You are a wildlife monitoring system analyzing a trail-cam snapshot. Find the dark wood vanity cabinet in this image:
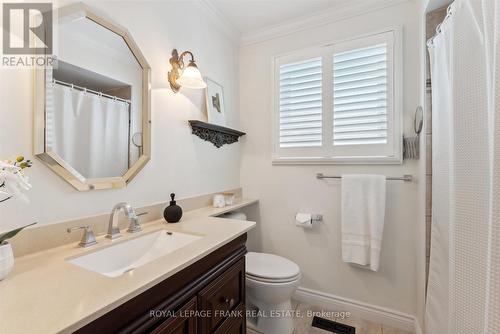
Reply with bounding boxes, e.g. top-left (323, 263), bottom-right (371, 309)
top-left (150, 298), bottom-right (198, 334)
top-left (75, 235), bottom-right (247, 334)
